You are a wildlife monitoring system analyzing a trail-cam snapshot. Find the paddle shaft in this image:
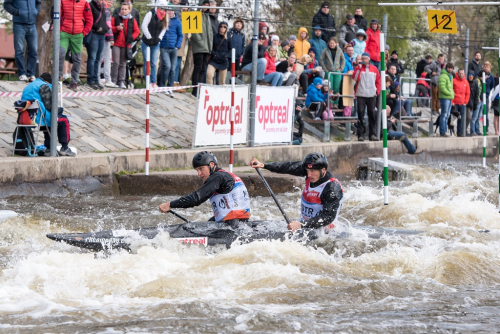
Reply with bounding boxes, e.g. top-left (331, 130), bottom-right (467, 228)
top-left (254, 165), bottom-right (291, 225)
top-left (169, 210), bottom-right (192, 224)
